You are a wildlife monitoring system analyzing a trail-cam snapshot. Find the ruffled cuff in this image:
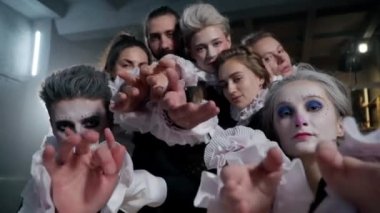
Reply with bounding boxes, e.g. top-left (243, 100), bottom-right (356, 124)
top-left (119, 170), bottom-right (167, 212)
top-left (105, 143), bottom-right (167, 213)
top-left (273, 159), bottom-right (314, 213)
top-left (113, 109), bottom-right (153, 134)
top-left (19, 149), bottom-right (55, 213)
top-left (148, 104), bottom-right (219, 146)
top-left (204, 126), bottom-right (275, 169)
top-left (114, 100), bottom-right (219, 146)
top-left (103, 151), bottom-right (134, 213)
top-left (196, 126), bottom-right (315, 213)
top-left (162, 54), bottom-right (200, 87)
top-left (109, 76), bottom-right (154, 134)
